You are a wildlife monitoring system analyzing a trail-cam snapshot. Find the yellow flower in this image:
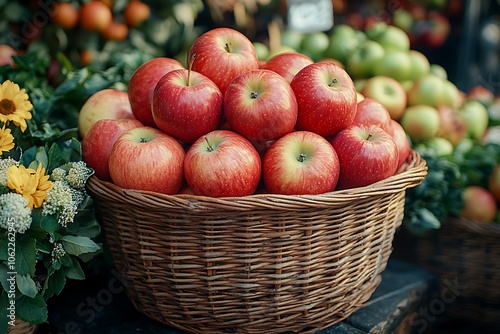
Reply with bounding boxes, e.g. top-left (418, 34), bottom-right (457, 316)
top-left (0, 80), bottom-right (33, 132)
top-left (6, 163), bottom-right (53, 209)
top-left (0, 125), bottom-right (15, 153)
